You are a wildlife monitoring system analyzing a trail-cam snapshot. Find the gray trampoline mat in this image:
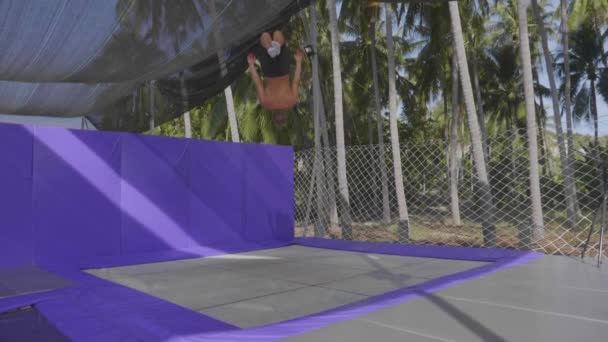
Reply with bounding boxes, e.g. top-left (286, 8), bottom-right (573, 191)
top-left (85, 245), bottom-right (488, 328)
top-left (287, 255), bottom-right (608, 342)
